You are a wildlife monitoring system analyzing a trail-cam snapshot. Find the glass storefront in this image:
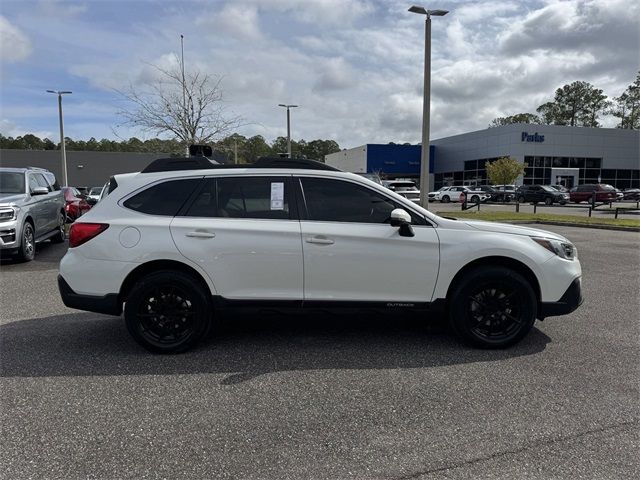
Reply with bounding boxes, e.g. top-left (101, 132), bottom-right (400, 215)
top-left (434, 156), bottom-right (640, 190)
